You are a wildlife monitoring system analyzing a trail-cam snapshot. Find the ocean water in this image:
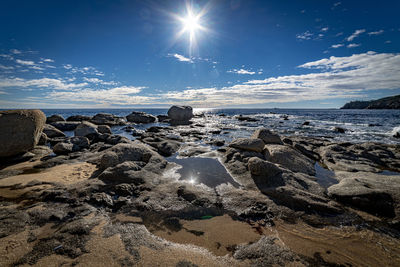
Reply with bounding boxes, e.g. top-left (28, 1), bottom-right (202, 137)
top-left (40, 108), bottom-right (400, 144)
